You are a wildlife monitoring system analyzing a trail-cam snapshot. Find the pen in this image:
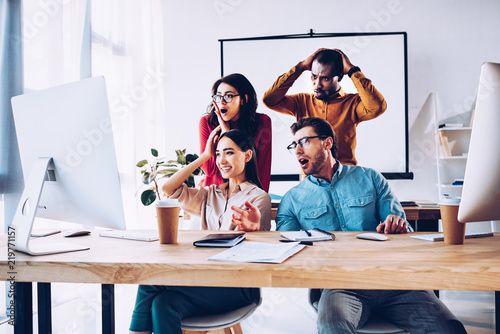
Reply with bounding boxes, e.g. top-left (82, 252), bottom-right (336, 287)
top-left (279, 240), bottom-right (313, 246)
top-left (302, 229), bottom-right (312, 237)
